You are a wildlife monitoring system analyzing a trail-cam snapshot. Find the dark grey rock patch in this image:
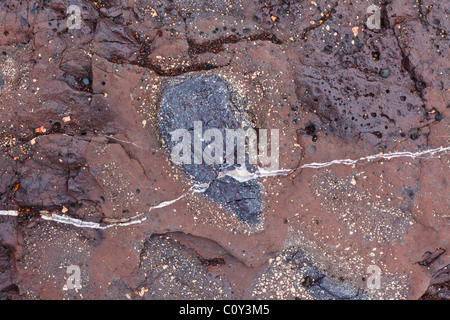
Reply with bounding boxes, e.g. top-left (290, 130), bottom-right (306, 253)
top-left (0, 73), bottom-right (5, 90)
top-left (158, 74), bottom-right (263, 225)
top-left (288, 249), bottom-right (367, 300)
